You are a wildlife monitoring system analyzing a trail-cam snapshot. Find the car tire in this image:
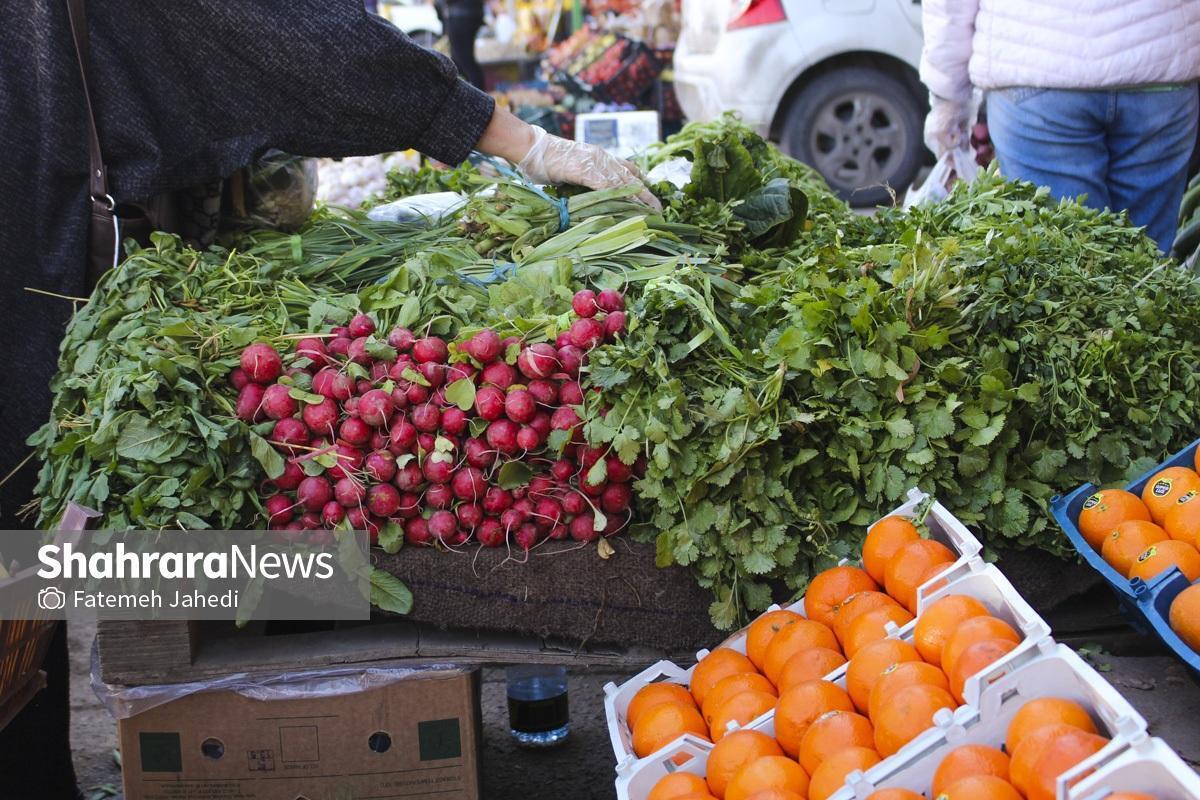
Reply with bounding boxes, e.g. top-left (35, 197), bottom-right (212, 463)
top-left (779, 65), bottom-right (926, 207)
